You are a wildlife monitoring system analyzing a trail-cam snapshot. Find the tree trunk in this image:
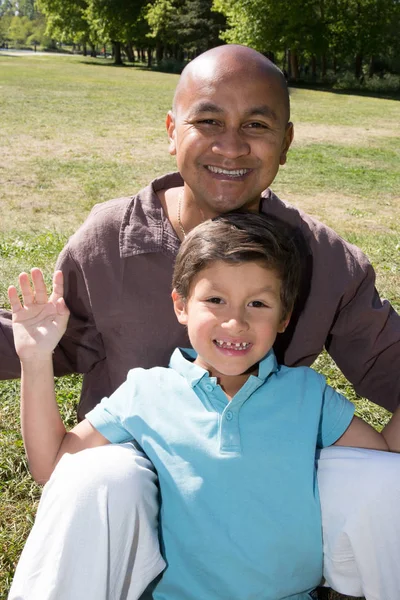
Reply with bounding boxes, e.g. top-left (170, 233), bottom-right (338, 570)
top-left (90, 44), bottom-right (96, 58)
top-left (141, 48), bottom-right (145, 62)
top-left (311, 55), bottom-right (317, 78)
top-left (321, 54), bottom-right (327, 77)
top-left (265, 51), bottom-right (275, 63)
top-left (354, 53), bottom-right (363, 79)
top-left (289, 49), bottom-right (299, 81)
top-left (82, 43), bottom-right (87, 57)
top-left (156, 41), bottom-right (163, 64)
top-left (125, 43), bottom-right (134, 63)
top-left (147, 47), bottom-right (152, 68)
top-left (113, 41), bottom-right (123, 65)
top-left (368, 56), bottom-right (376, 77)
